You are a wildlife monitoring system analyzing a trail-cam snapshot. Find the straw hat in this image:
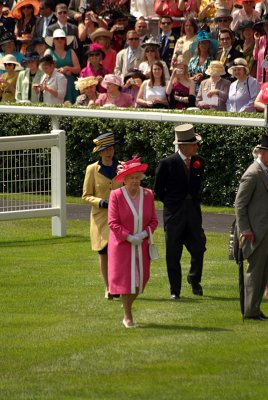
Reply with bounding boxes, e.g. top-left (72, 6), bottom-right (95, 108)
top-left (45, 29), bottom-right (74, 47)
top-left (228, 58), bottom-right (249, 75)
top-left (11, 0), bottom-right (39, 20)
top-left (214, 8), bottom-right (233, 22)
top-left (173, 124), bottom-right (202, 145)
top-left (74, 76), bottom-right (99, 92)
top-left (101, 74), bottom-right (123, 89)
top-left (90, 28), bottom-right (113, 42)
top-left (115, 155), bottom-right (148, 182)
top-left (92, 132), bottom-right (119, 153)
top-left (0, 54), bottom-right (23, 71)
top-left (206, 61), bottom-right (226, 76)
